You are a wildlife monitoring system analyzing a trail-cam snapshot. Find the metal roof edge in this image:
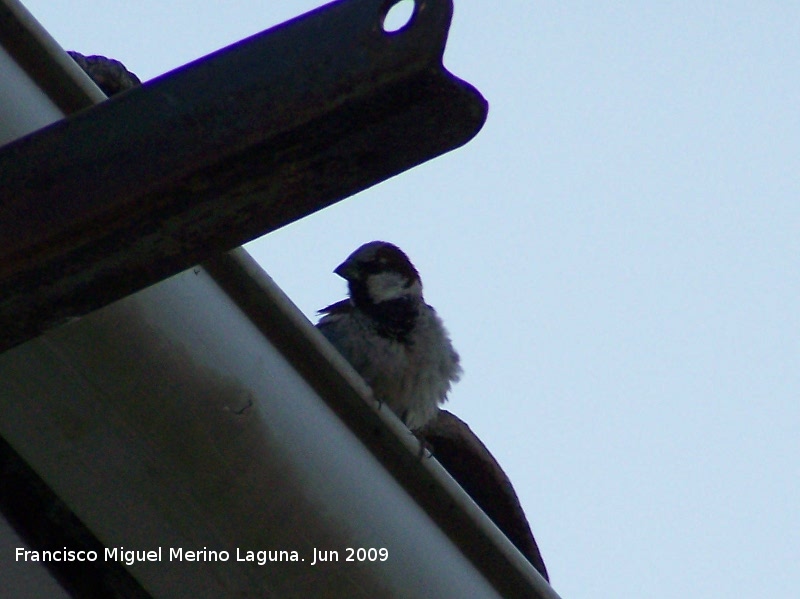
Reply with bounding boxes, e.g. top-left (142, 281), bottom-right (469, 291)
top-left (0, 0), bottom-right (107, 112)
